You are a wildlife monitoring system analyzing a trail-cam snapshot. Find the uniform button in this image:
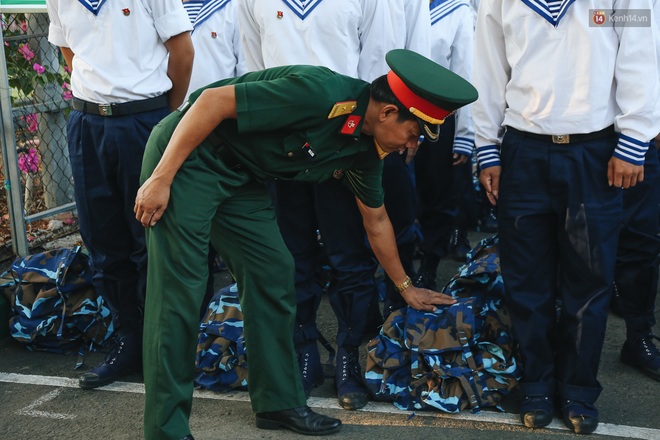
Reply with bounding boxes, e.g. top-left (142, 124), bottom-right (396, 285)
top-left (287, 152), bottom-right (293, 157)
top-left (305, 169), bottom-right (309, 173)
